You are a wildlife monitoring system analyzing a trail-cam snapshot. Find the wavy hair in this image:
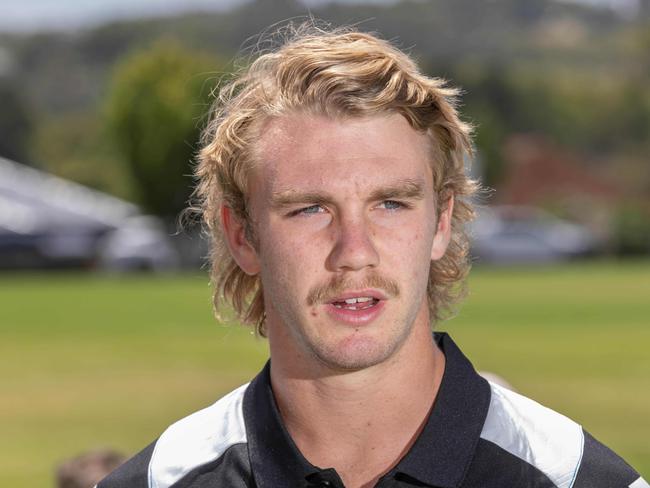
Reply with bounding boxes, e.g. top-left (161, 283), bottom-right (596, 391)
top-left (195, 23), bottom-right (478, 336)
